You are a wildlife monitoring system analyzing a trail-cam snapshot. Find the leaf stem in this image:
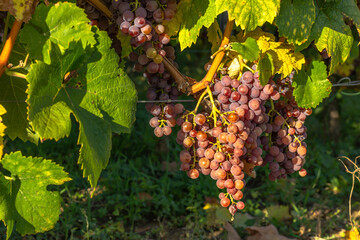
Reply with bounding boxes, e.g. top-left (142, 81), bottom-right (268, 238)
top-left (0, 20), bottom-right (22, 77)
top-left (191, 20), bottom-right (234, 94)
